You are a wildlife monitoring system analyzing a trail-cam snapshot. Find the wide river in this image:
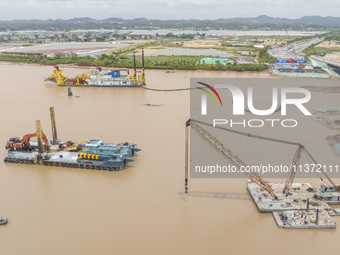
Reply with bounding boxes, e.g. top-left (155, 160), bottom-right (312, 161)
top-left (0, 63), bottom-right (339, 255)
